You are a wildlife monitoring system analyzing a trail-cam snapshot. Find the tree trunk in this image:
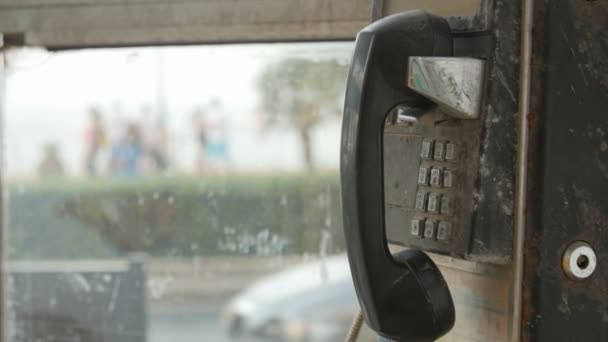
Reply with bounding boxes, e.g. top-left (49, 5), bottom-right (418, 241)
top-left (299, 128), bottom-right (314, 171)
